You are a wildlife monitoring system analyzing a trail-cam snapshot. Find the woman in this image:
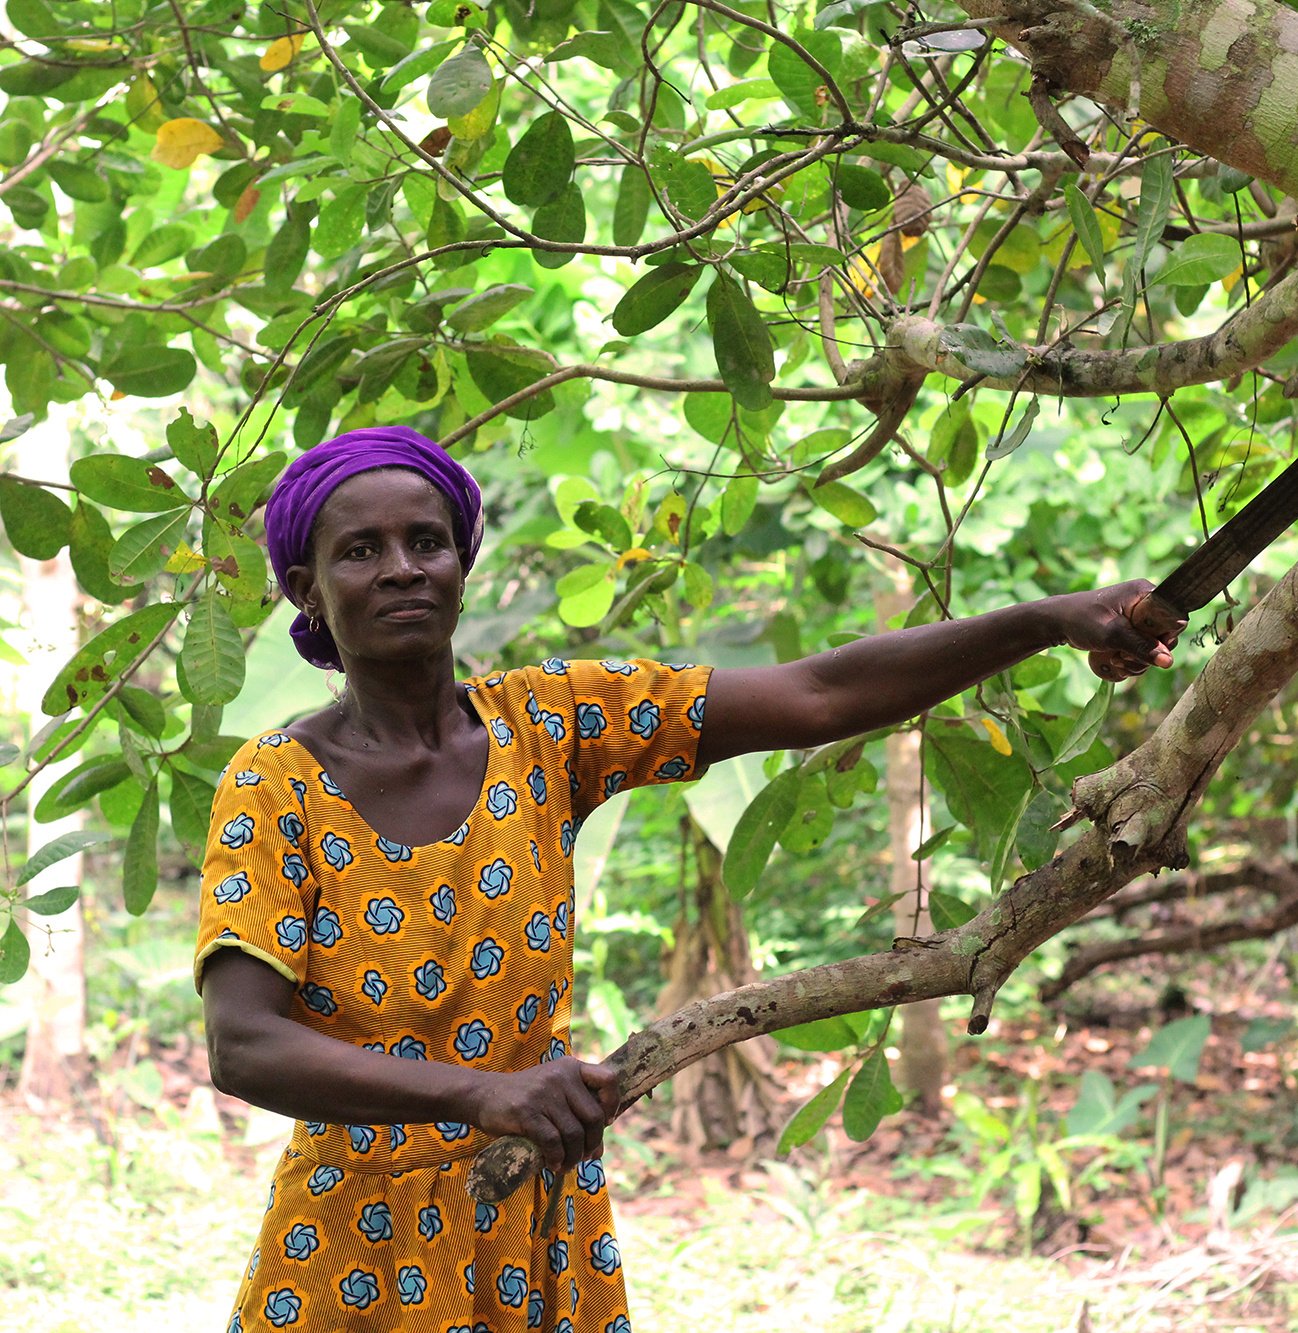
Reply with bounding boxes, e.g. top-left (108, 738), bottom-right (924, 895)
top-left (197, 426), bottom-right (1177, 1332)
